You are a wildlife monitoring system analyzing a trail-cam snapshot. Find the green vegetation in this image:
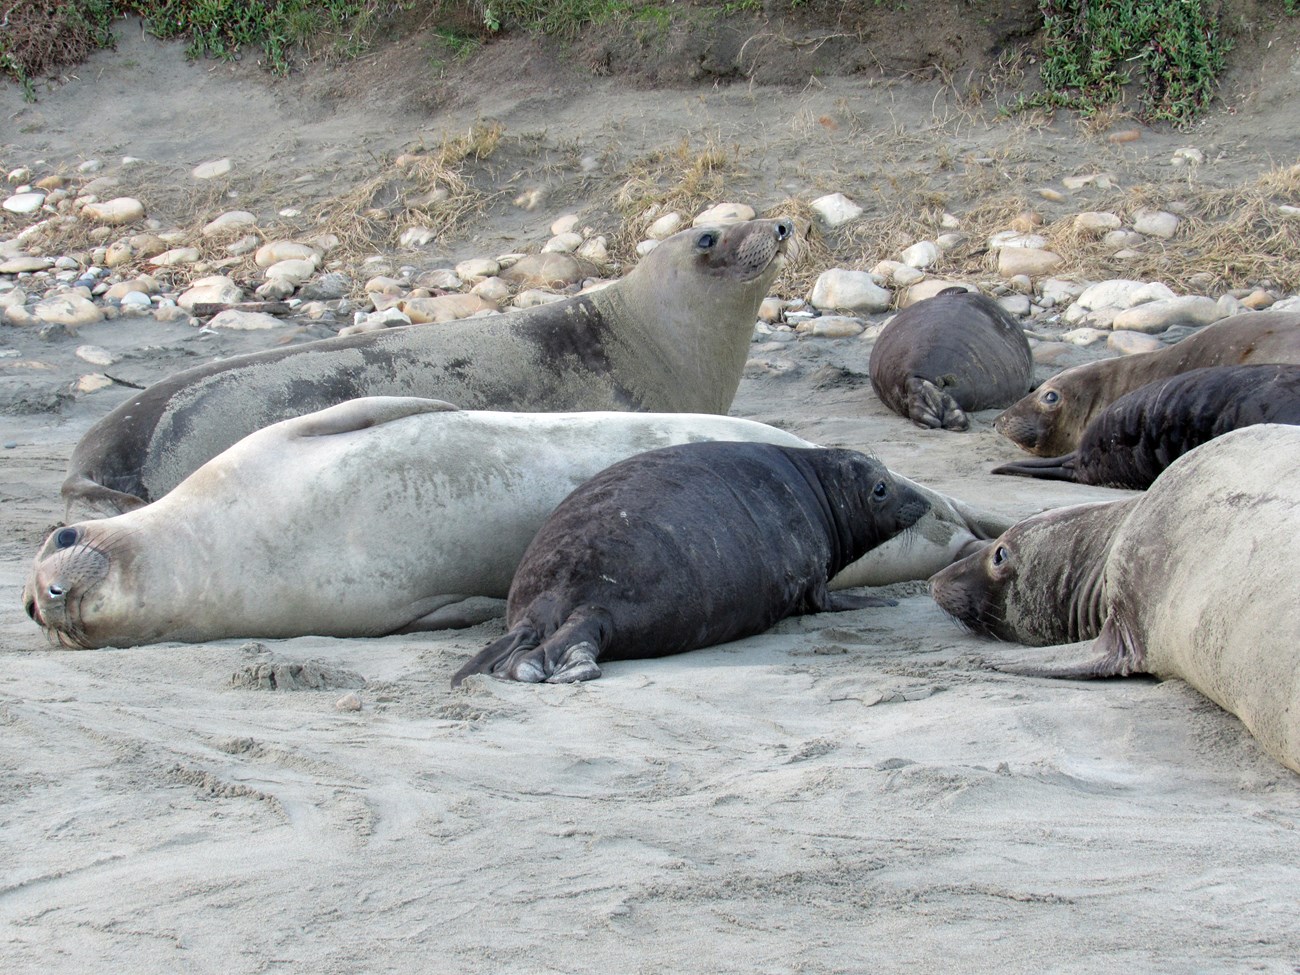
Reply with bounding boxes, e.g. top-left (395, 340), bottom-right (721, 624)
top-left (1026, 0), bottom-right (1231, 124)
